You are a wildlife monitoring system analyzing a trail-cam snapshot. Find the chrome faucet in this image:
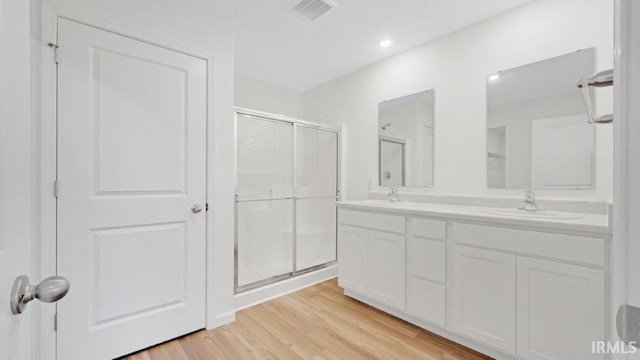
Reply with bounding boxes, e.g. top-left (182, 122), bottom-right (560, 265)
top-left (519, 190), bottom-right (544, 211)
top-left (388, 187), bottom-right (400, 202)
